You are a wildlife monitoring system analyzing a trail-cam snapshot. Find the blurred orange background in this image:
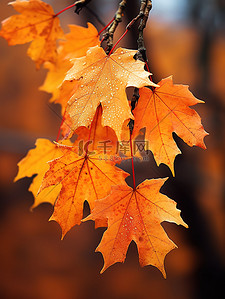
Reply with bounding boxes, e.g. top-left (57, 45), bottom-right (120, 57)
top-left (0, 0), bottom-right (224, 298)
